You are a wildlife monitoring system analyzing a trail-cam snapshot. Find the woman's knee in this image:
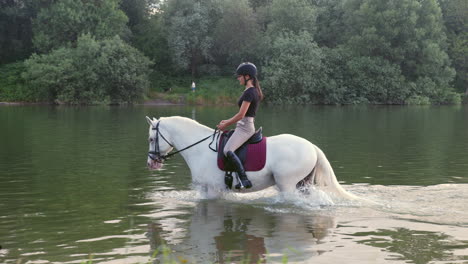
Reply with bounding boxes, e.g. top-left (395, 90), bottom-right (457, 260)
top-left (223, 147), bottom-right (232, 157)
